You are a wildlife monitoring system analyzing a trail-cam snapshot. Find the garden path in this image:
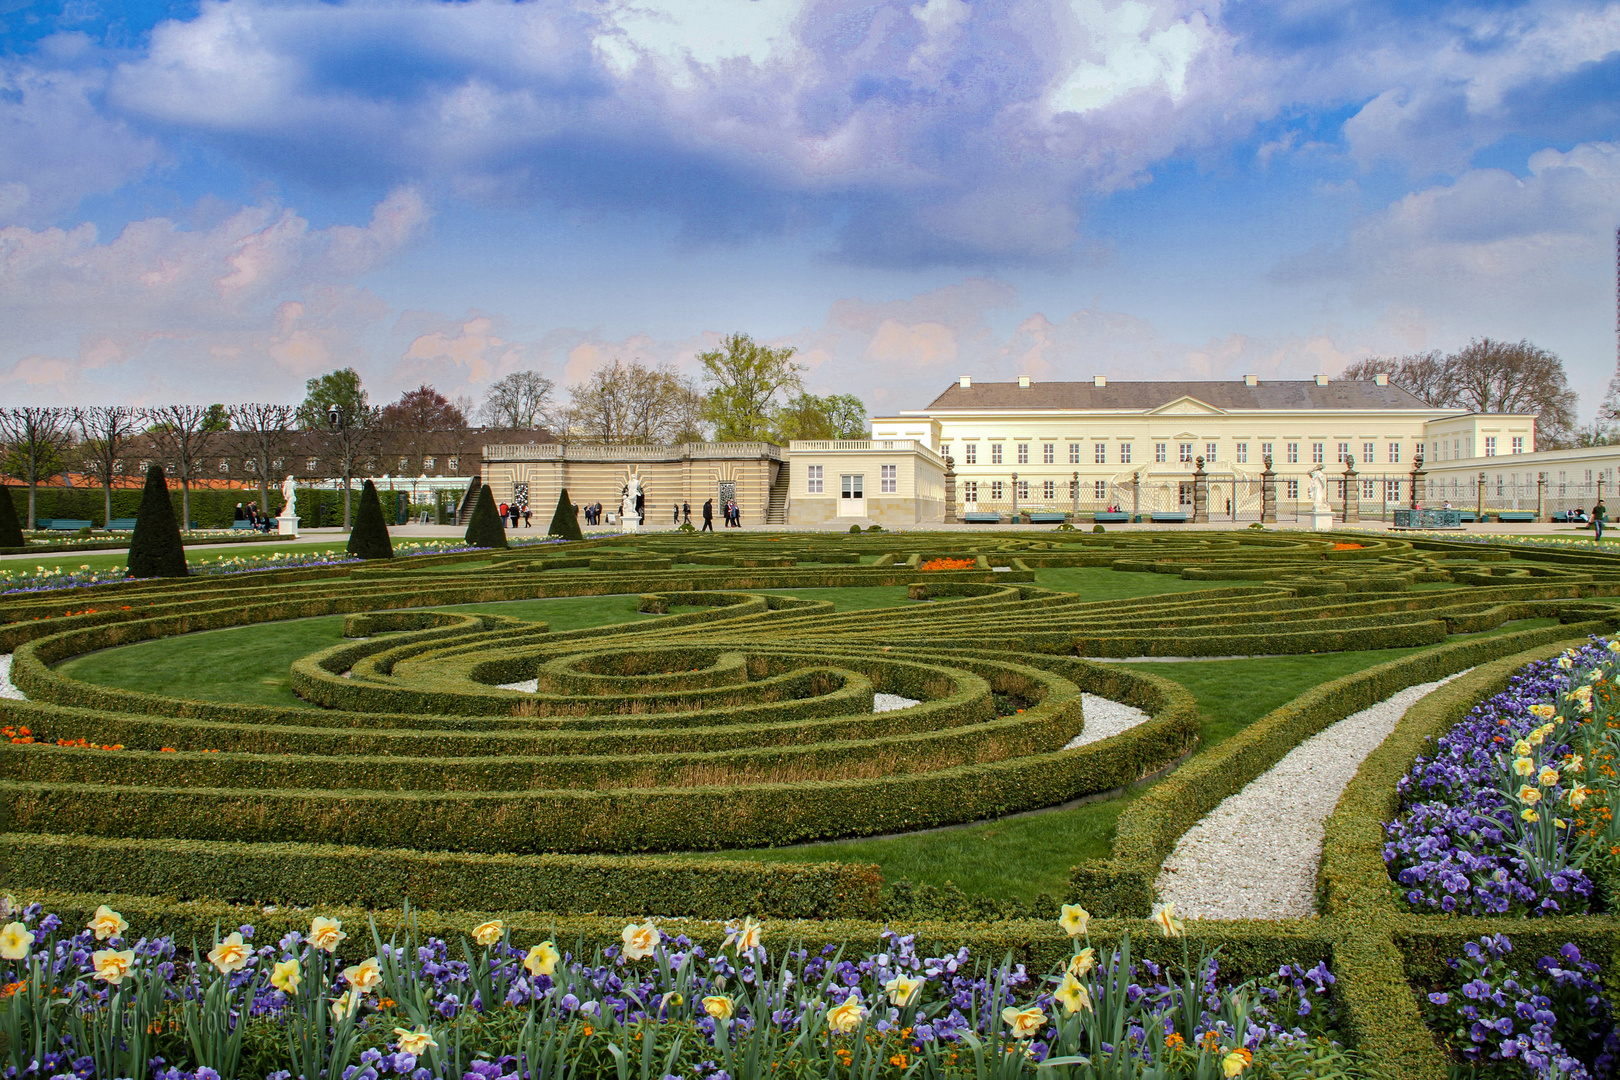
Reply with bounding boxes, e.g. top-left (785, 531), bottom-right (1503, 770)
top-left (0, 654), bottom-right (23, 700)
